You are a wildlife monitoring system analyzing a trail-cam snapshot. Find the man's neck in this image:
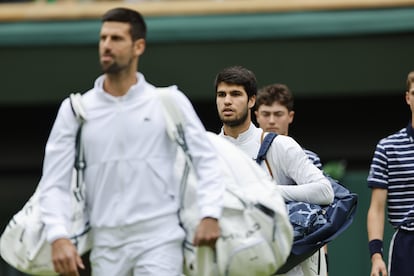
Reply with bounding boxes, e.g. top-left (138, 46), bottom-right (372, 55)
top-left (223, 121), bottom-right (251, 139)
top-left (103, 71), bottom-right (138, 97)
